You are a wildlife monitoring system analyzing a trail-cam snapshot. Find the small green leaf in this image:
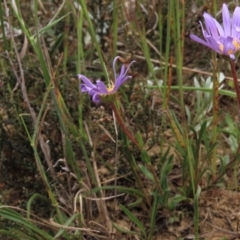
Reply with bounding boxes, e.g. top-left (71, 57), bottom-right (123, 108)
top-left (120, 205), bottom-right (146, 237)
top-left (138, 164), bottom-right (154, 182)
